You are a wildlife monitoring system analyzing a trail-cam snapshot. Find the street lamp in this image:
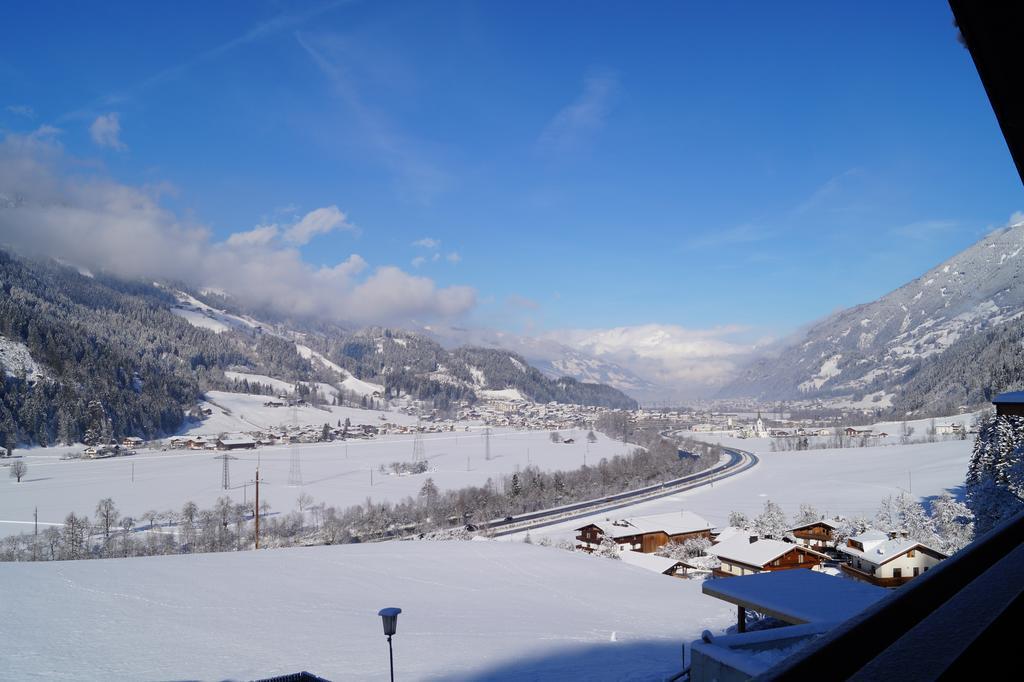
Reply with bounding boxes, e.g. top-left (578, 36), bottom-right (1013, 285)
top-left (378, 607), bottom-right (402, 682)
